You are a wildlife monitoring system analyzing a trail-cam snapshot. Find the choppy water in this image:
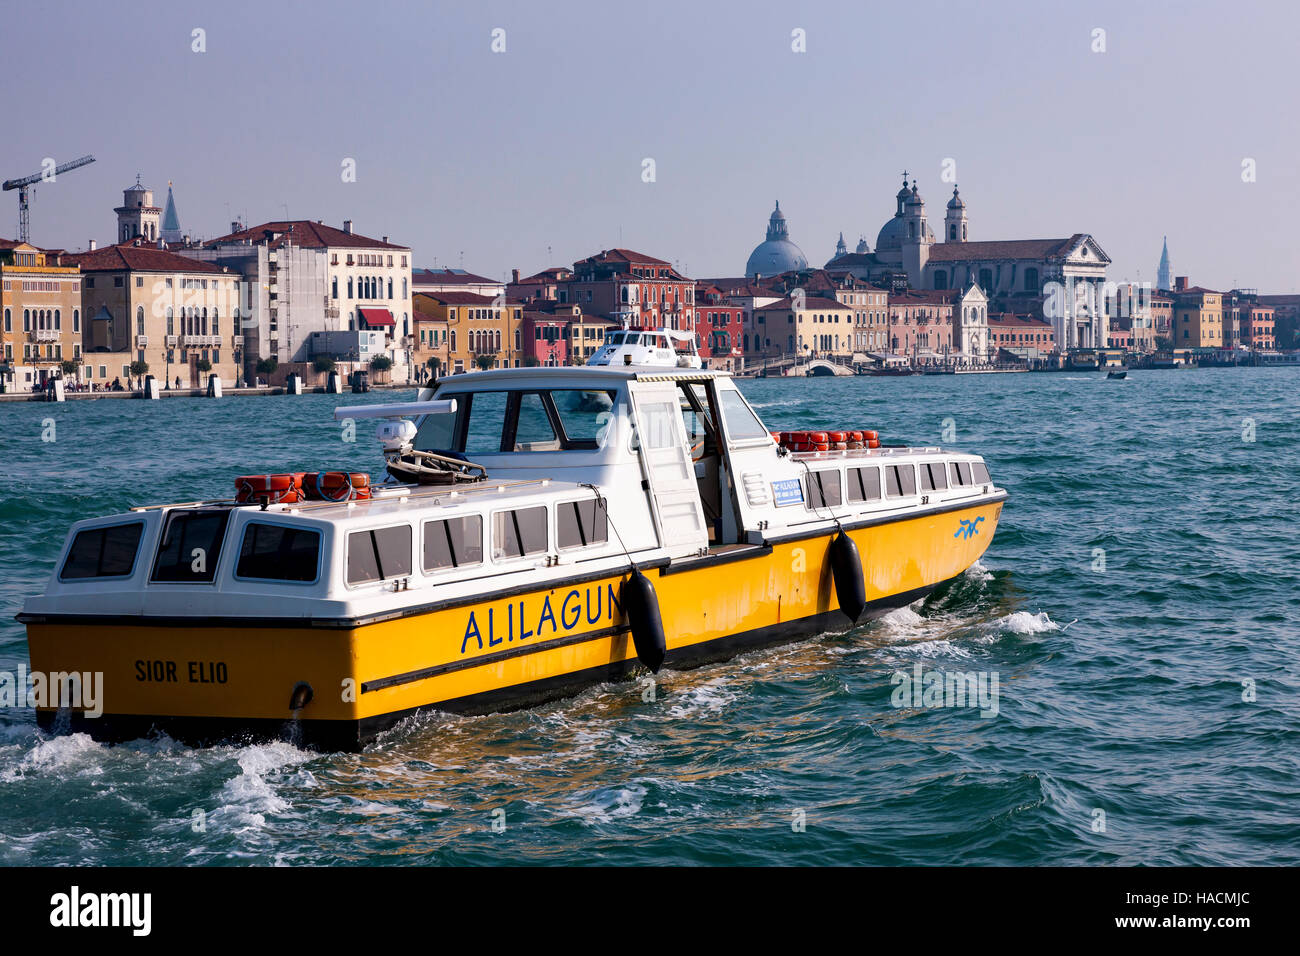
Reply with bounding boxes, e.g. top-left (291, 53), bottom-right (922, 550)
top-left (2, 367), bottom-right (1298, 865)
